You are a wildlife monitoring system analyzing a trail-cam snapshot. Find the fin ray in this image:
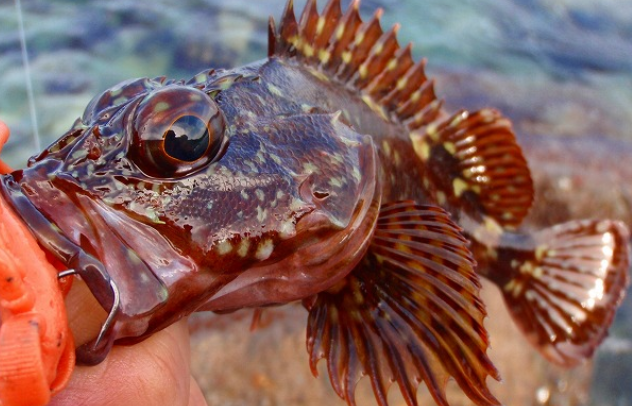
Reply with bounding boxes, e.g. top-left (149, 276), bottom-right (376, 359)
top-left (352, 24), bottom-right (400, 89)
top-left (298, 0), bottom-right (319, 44)
top-left (272, 0), bottom-right (440, 130)
top-left (304, 201), bottom-right (500, 406)
top-left (366, 44), bottom-right (414, 99)
top-left (337, 9), bottom-right (384, 81)
top-left (313, 0), bottom-right (342, 51)
top-left (325, 1), bottom-right (363, 70)
top-left (411, 108), bottom-right (534, 228)
top-left (487, 219), bottom-right (630, 367)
